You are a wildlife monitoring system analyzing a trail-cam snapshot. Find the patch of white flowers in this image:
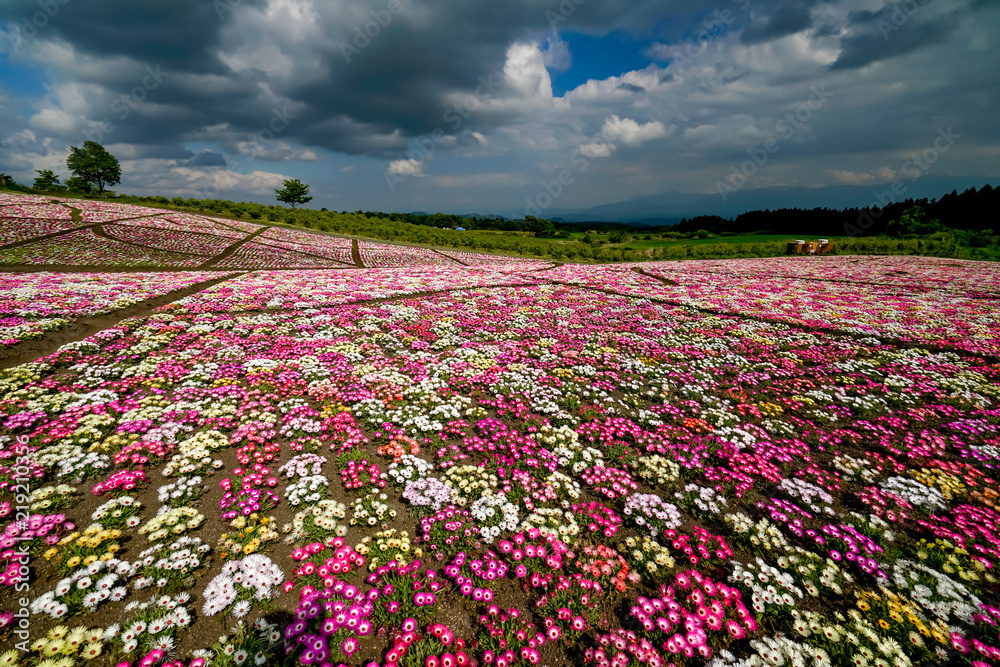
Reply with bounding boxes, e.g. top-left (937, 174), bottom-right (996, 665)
top-left (383, 454), bottom-right (435, 488)
top-left (880, 476), bottom-right (946, 511)
top-left (470, 493), bottom-right (519, 544)
top-left (157, 476), bottom-right (205, 508)
top-left (286, 475), bottom-right (329, 507)
top-left (730, 557), bottom-right (803, 615)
